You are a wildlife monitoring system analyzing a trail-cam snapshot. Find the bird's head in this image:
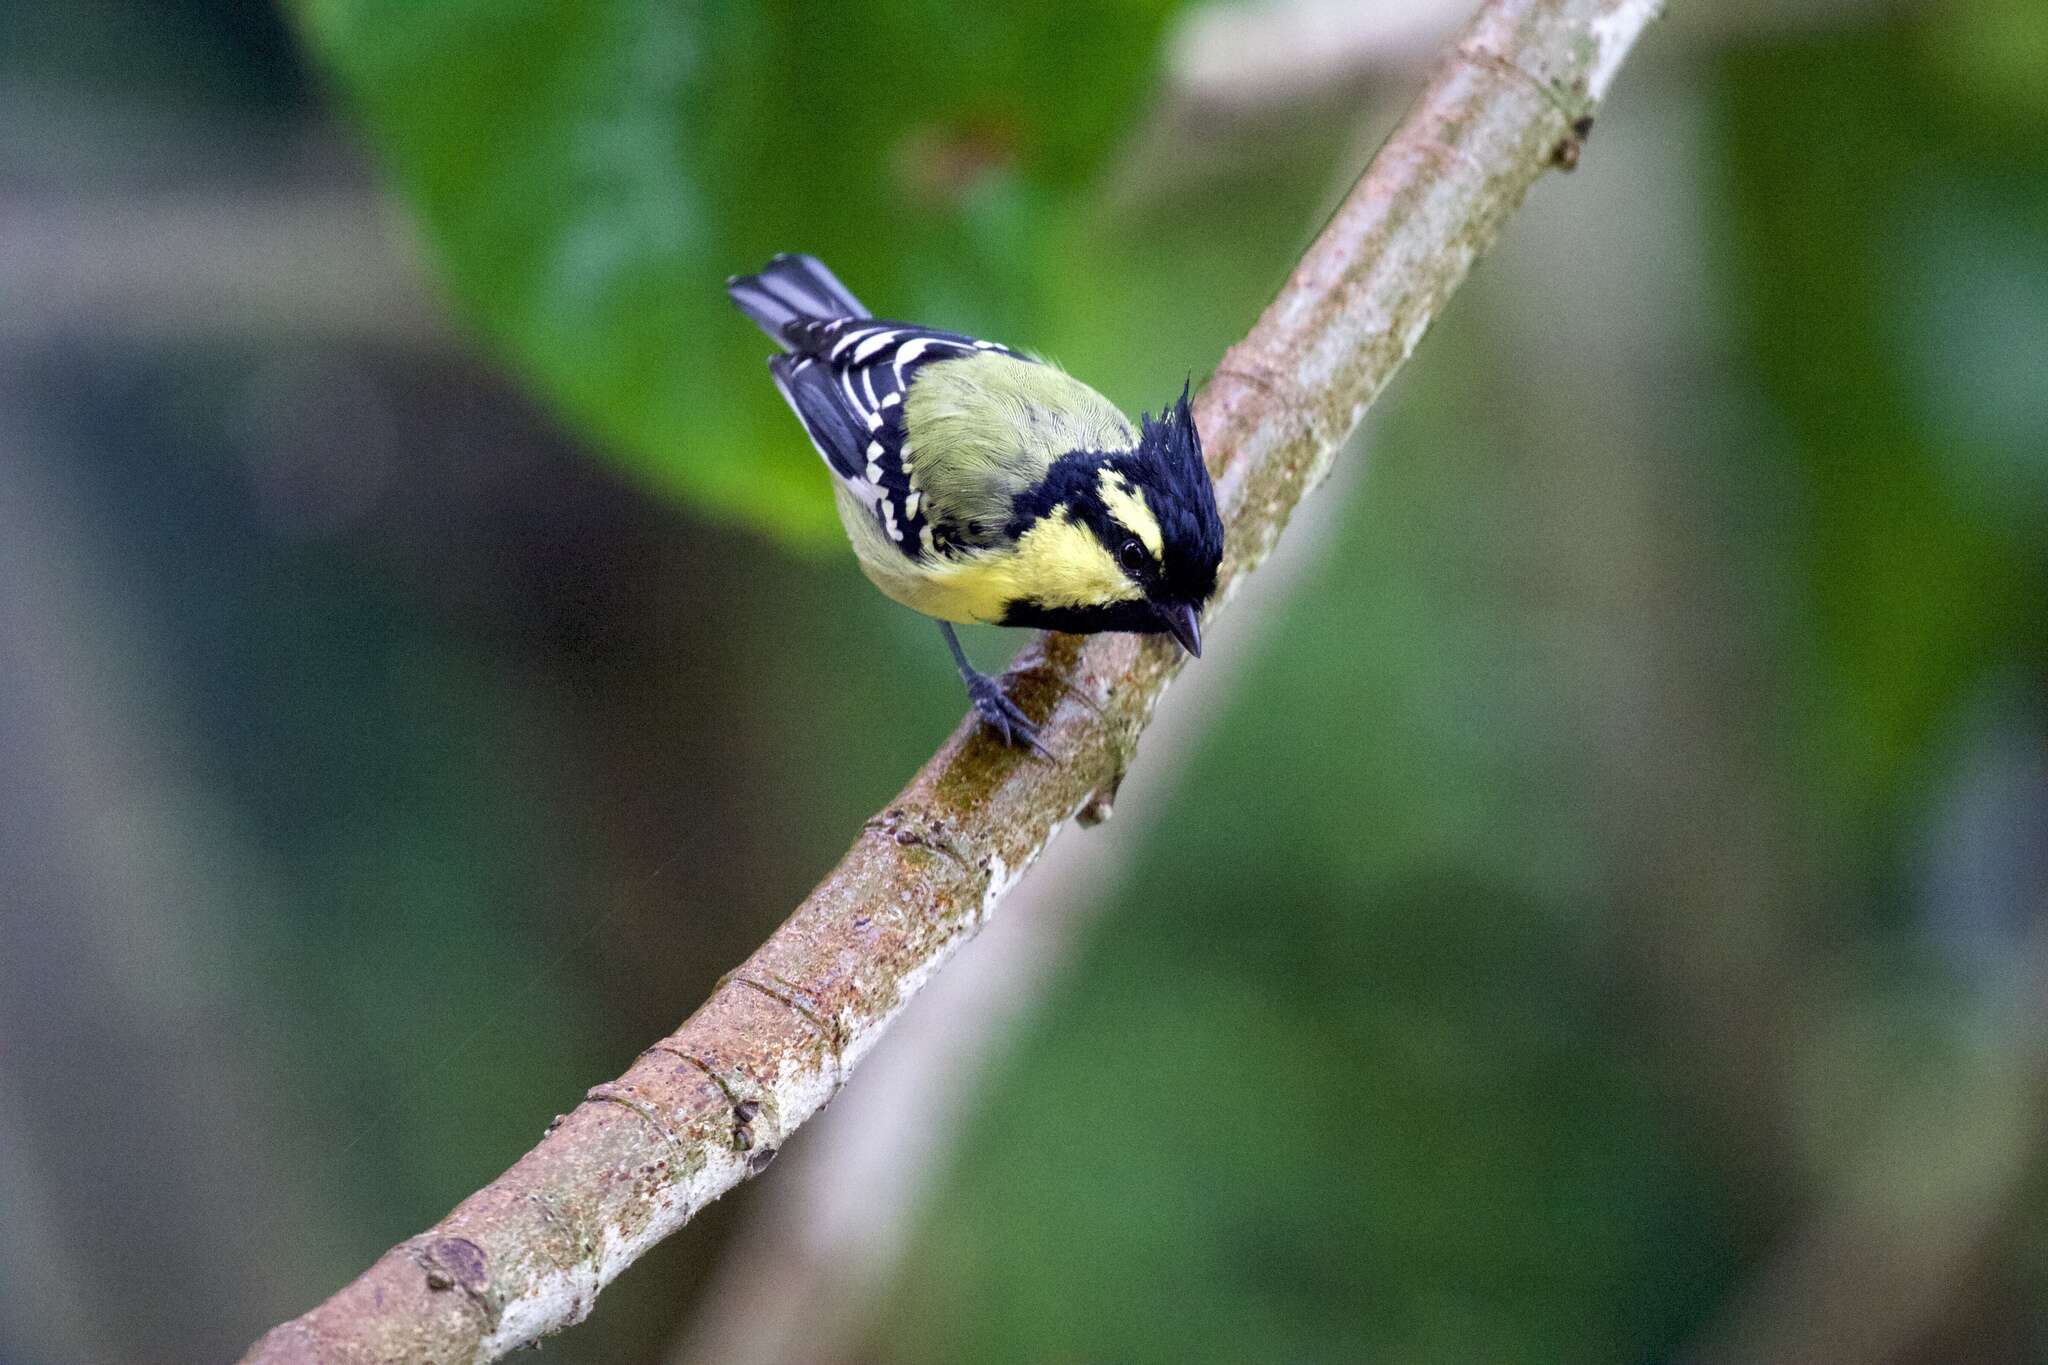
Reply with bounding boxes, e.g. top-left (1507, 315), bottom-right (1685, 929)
top-left (1000, 382), bottom-right (1222, 655)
